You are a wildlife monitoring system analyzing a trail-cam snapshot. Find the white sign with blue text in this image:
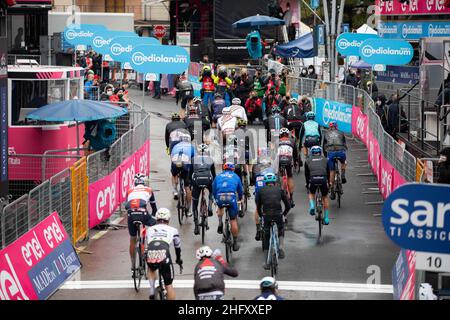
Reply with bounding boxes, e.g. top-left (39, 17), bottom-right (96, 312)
top-left (382, 183), bottom-right (450, 254)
